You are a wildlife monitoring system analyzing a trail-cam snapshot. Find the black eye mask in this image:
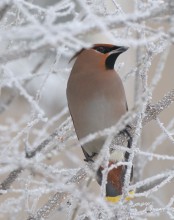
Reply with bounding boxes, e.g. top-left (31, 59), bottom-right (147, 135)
top-left (93, 46), bottom-right (118, 54)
